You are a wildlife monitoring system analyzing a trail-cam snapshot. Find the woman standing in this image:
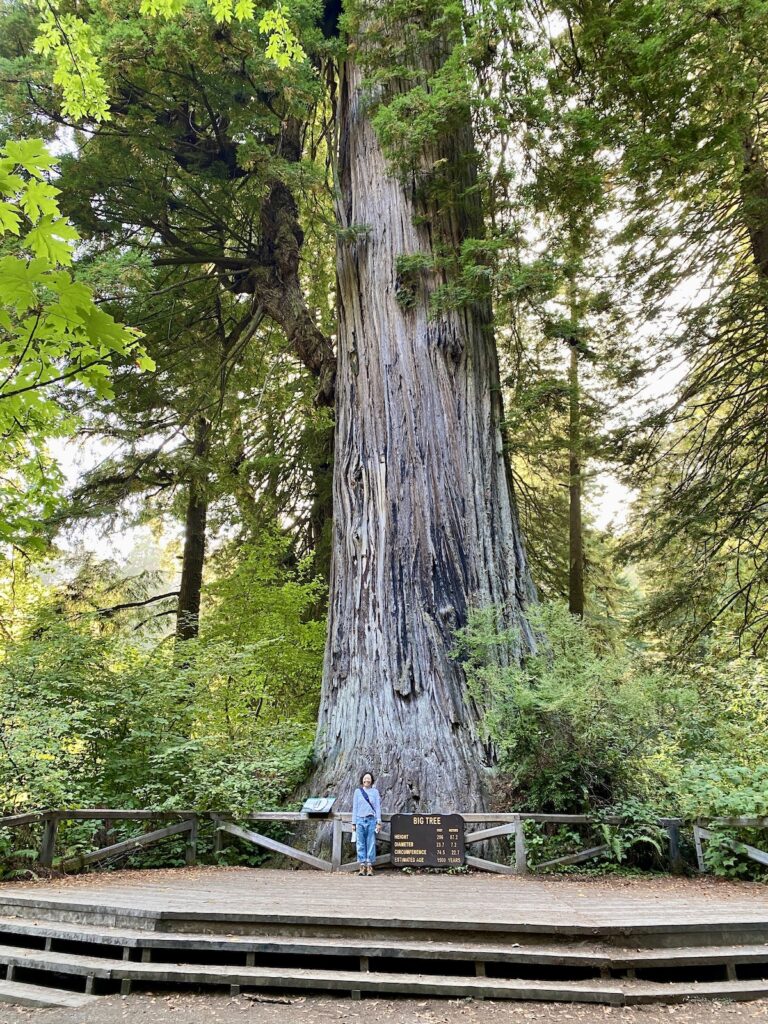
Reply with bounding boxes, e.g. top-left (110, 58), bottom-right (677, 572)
top-left (352, 771), bottom-right (382, 875)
